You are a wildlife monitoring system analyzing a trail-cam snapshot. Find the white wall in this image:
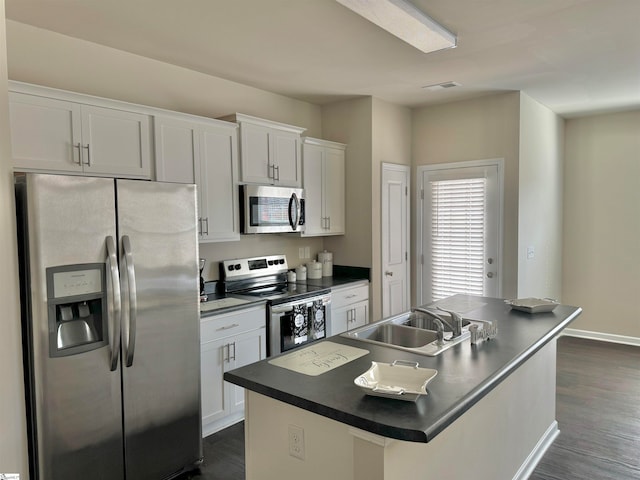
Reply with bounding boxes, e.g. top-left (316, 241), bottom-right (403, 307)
top-left (518, 93), bottom-right (564, 299)
top-left (563, 110), bottom-right (640, 337)
top-left (6, 20), bottom-right (327, 279)
top-left (0, 2), bottom-right (29, 476)
top-left (411, 93), bottom-right (521, 299)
